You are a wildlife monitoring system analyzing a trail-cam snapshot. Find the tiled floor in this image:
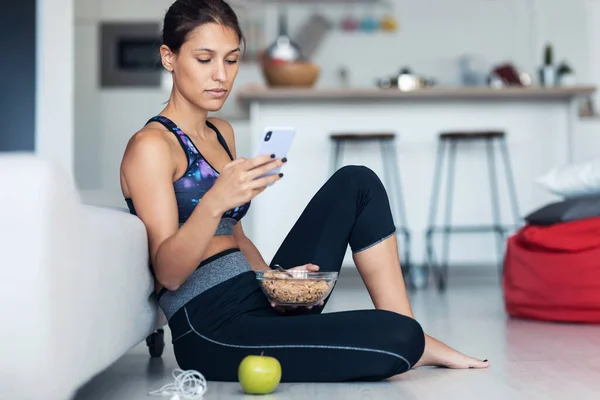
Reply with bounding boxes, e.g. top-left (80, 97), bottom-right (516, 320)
top-left (73, 268), bottom-right (600, 400)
